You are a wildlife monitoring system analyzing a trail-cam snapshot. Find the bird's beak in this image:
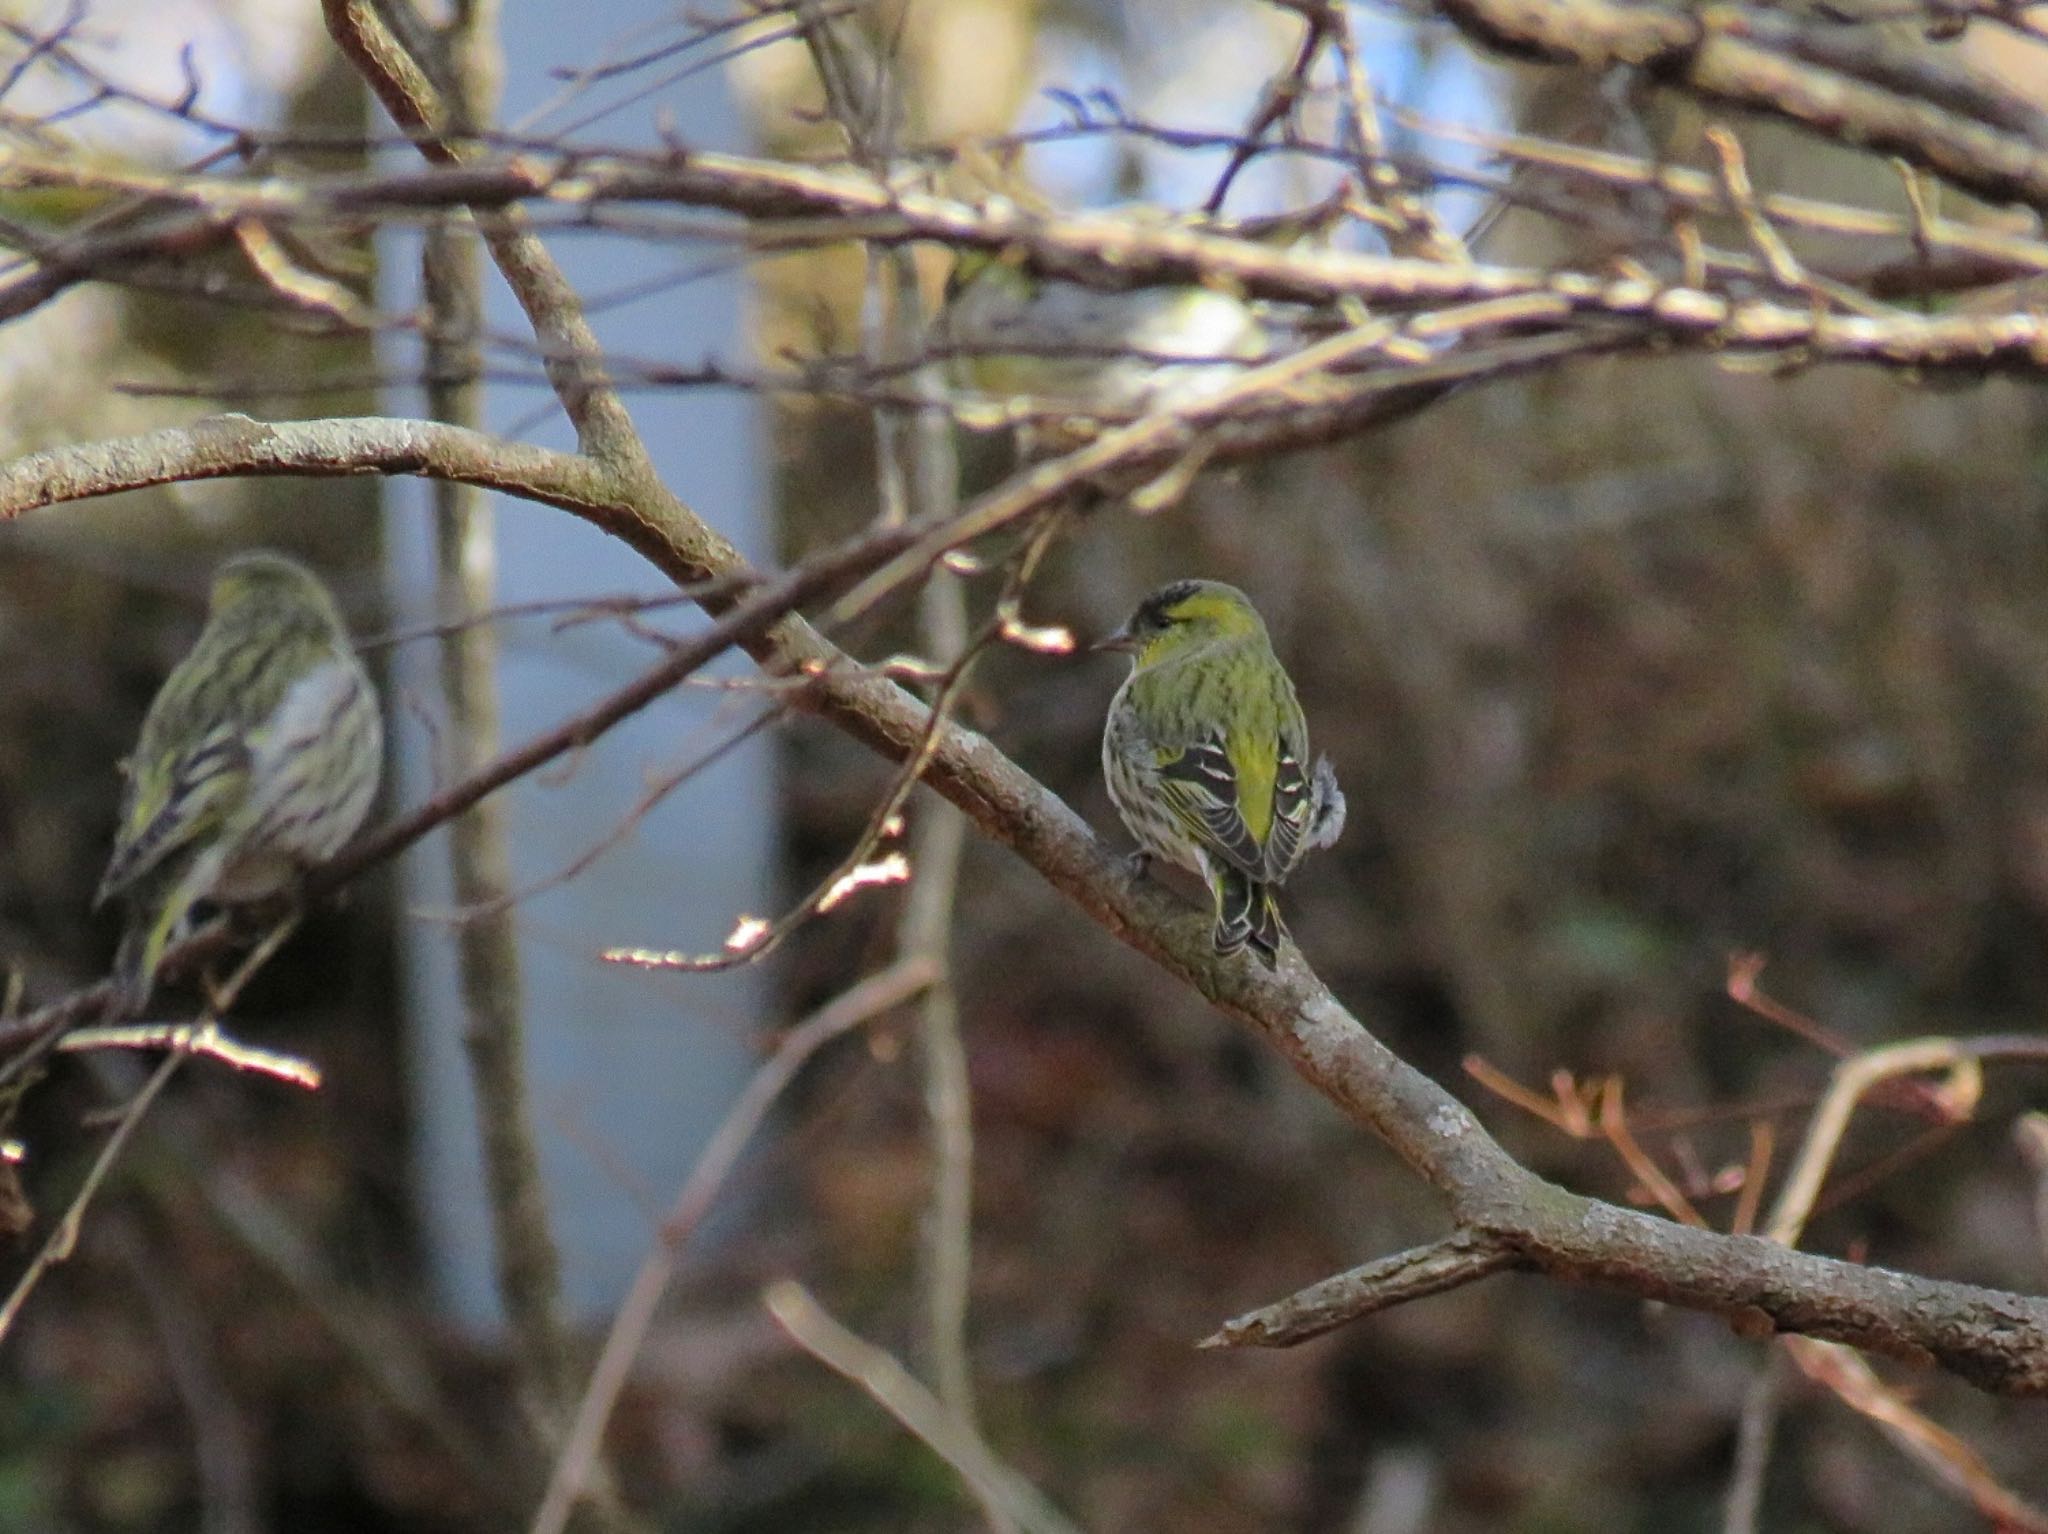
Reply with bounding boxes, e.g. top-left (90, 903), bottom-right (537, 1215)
top-left (1090, 623), bottom-right (1139, 655)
